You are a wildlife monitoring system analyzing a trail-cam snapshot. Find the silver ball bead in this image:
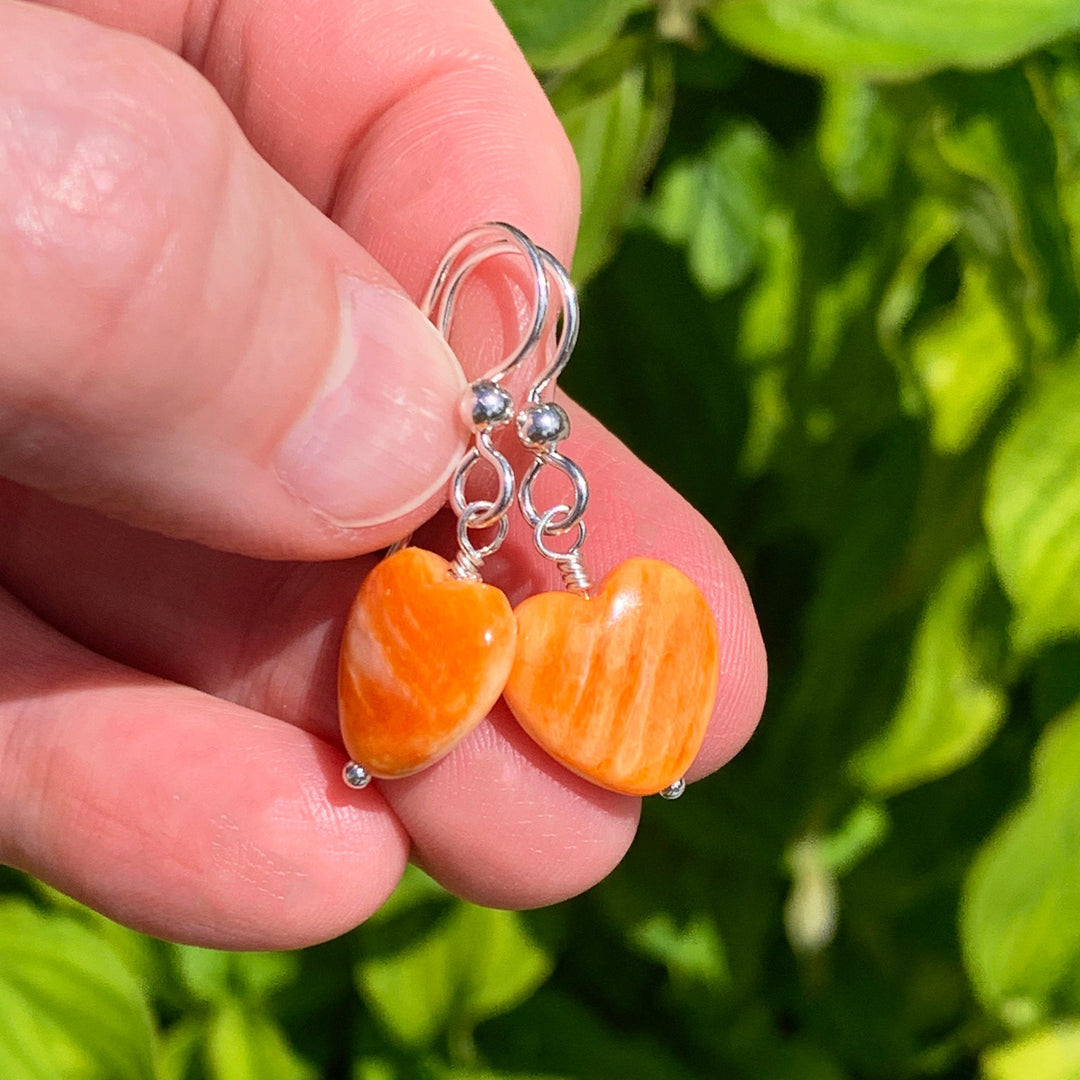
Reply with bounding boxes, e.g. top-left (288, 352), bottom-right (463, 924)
top-left (342, 761), bottom-right (372, 789)
top-left (517, 402), bottom-right (571, 449)
top-left (461, 380), bottom-right (514, 431)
